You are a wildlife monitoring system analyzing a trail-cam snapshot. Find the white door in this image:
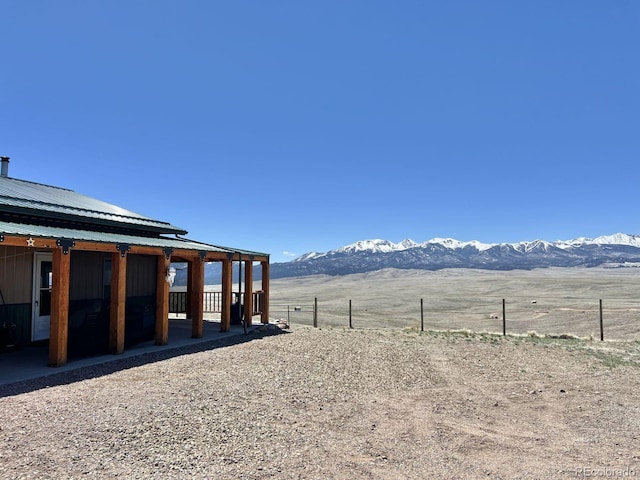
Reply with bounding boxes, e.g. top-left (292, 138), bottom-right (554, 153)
top-left (32, 253), bottom-right (53, 341)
